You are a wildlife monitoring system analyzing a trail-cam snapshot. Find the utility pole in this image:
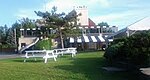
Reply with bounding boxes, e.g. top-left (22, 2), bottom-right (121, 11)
top-left (14, 28), bottom-right (17, 45)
